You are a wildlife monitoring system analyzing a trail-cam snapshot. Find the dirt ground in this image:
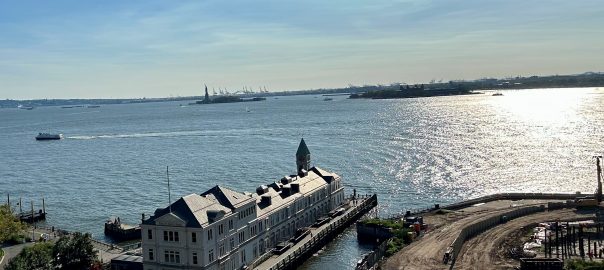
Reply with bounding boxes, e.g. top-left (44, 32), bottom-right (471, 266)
top-left (381, 200), bottom-right (594, 270)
